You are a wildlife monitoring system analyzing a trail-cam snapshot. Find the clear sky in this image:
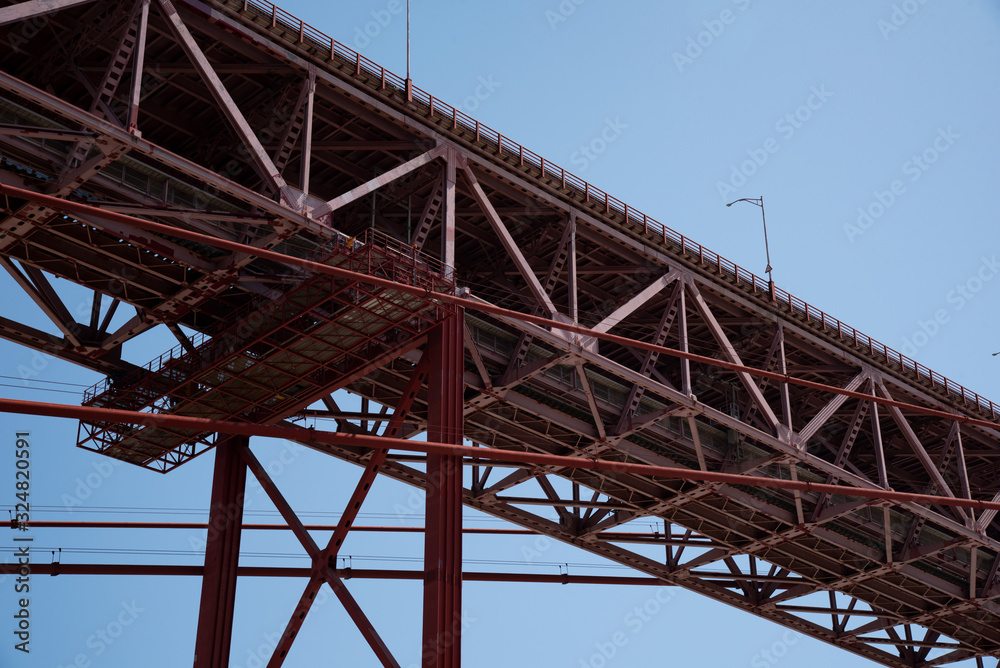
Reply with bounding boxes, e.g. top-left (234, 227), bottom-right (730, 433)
top-left (2, 1), bottom-right (1000, 667)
